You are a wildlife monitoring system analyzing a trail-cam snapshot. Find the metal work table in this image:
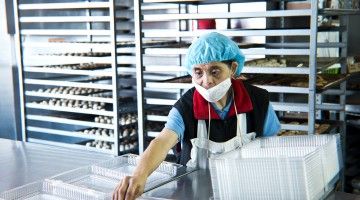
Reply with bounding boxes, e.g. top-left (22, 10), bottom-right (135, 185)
top-left (143, 170), bottom-right (360, 200)
top-left (1, 137), bottom-right (359, 199)
top-left (0, 138), bottom-right (114, 192)
top-left (143, 168), bottom-right (213, 199)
